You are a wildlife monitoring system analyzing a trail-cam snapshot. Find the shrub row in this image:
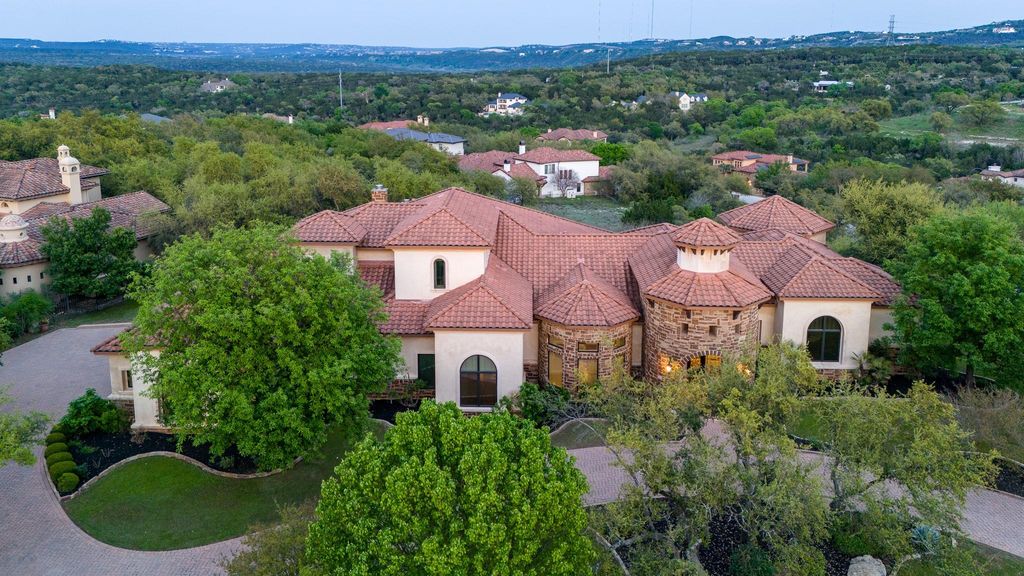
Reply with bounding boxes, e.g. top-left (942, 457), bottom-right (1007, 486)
top-left (44, 427), bottom-right (81, 493)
